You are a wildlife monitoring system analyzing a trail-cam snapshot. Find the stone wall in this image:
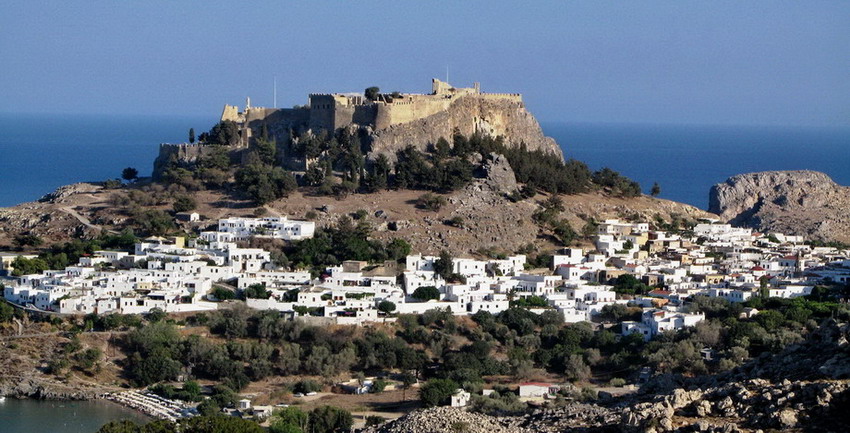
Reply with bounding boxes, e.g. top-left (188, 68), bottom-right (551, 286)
top-left (367, 95), bottom-right (562, 161)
